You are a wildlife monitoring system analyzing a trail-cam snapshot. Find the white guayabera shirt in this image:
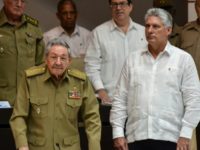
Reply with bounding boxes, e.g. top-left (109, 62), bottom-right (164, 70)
top-left (110, 42), bottom-right (200, 143)
top-left (85, 19), bottom-right (147, 99)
